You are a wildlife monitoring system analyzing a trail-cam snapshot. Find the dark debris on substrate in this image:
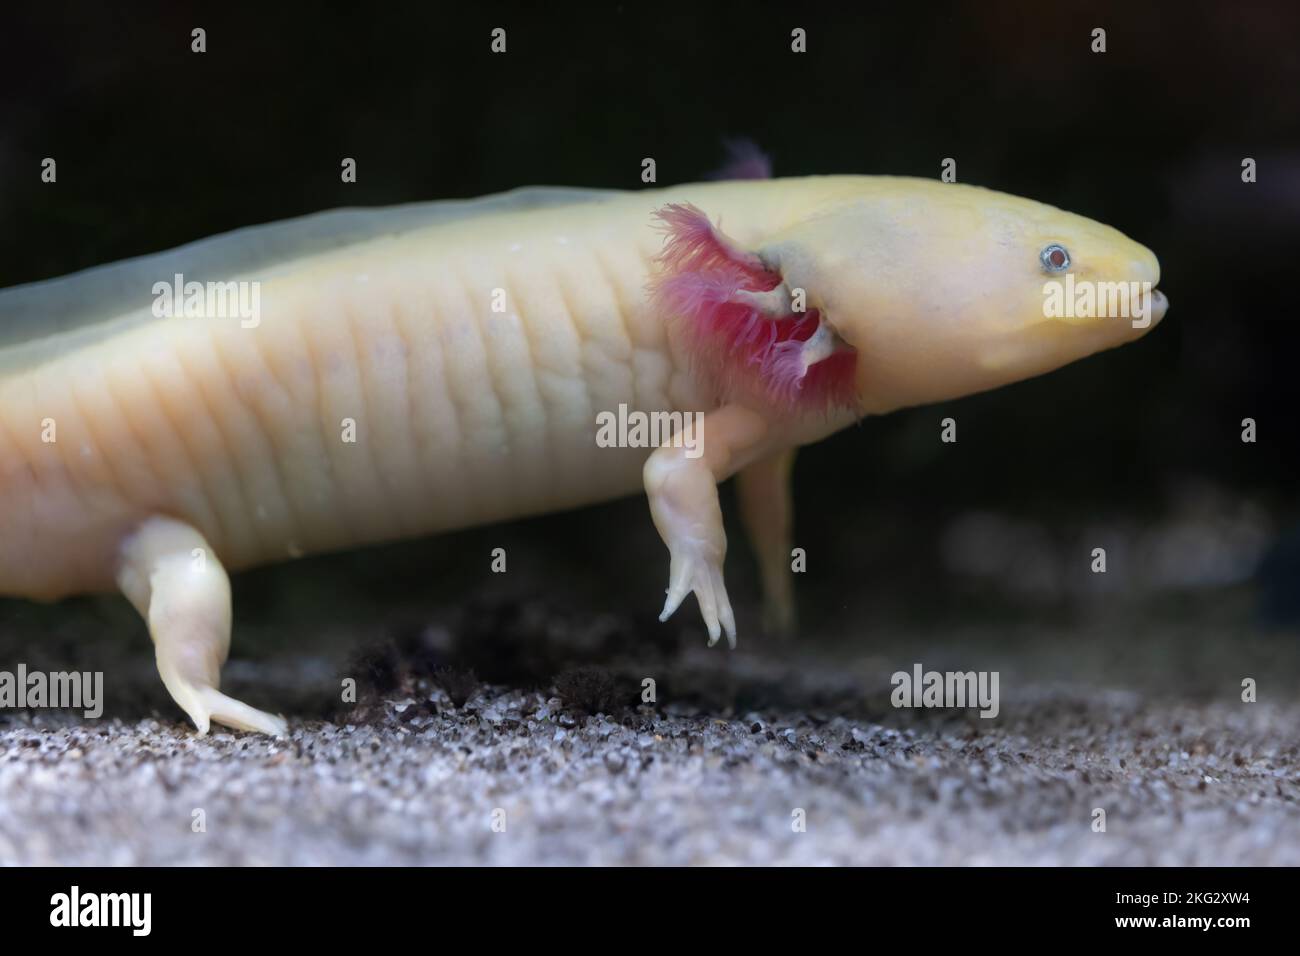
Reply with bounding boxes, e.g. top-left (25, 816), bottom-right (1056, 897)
top-left (328, 594), bottom-right (884, 730)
